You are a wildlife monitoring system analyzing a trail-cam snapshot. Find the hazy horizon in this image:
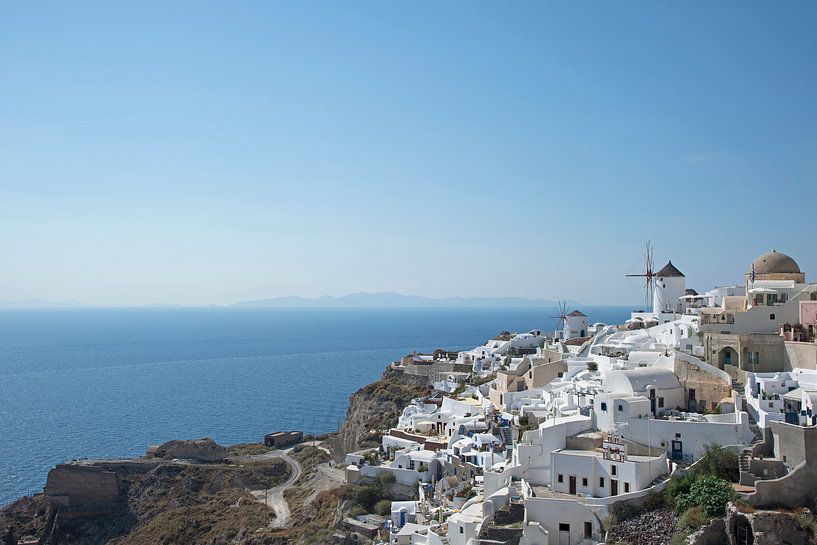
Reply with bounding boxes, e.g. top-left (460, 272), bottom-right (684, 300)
top-left (0, 292), bottom-right (596, 309)
top-left (2, 2), bottom-right (815, 306)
